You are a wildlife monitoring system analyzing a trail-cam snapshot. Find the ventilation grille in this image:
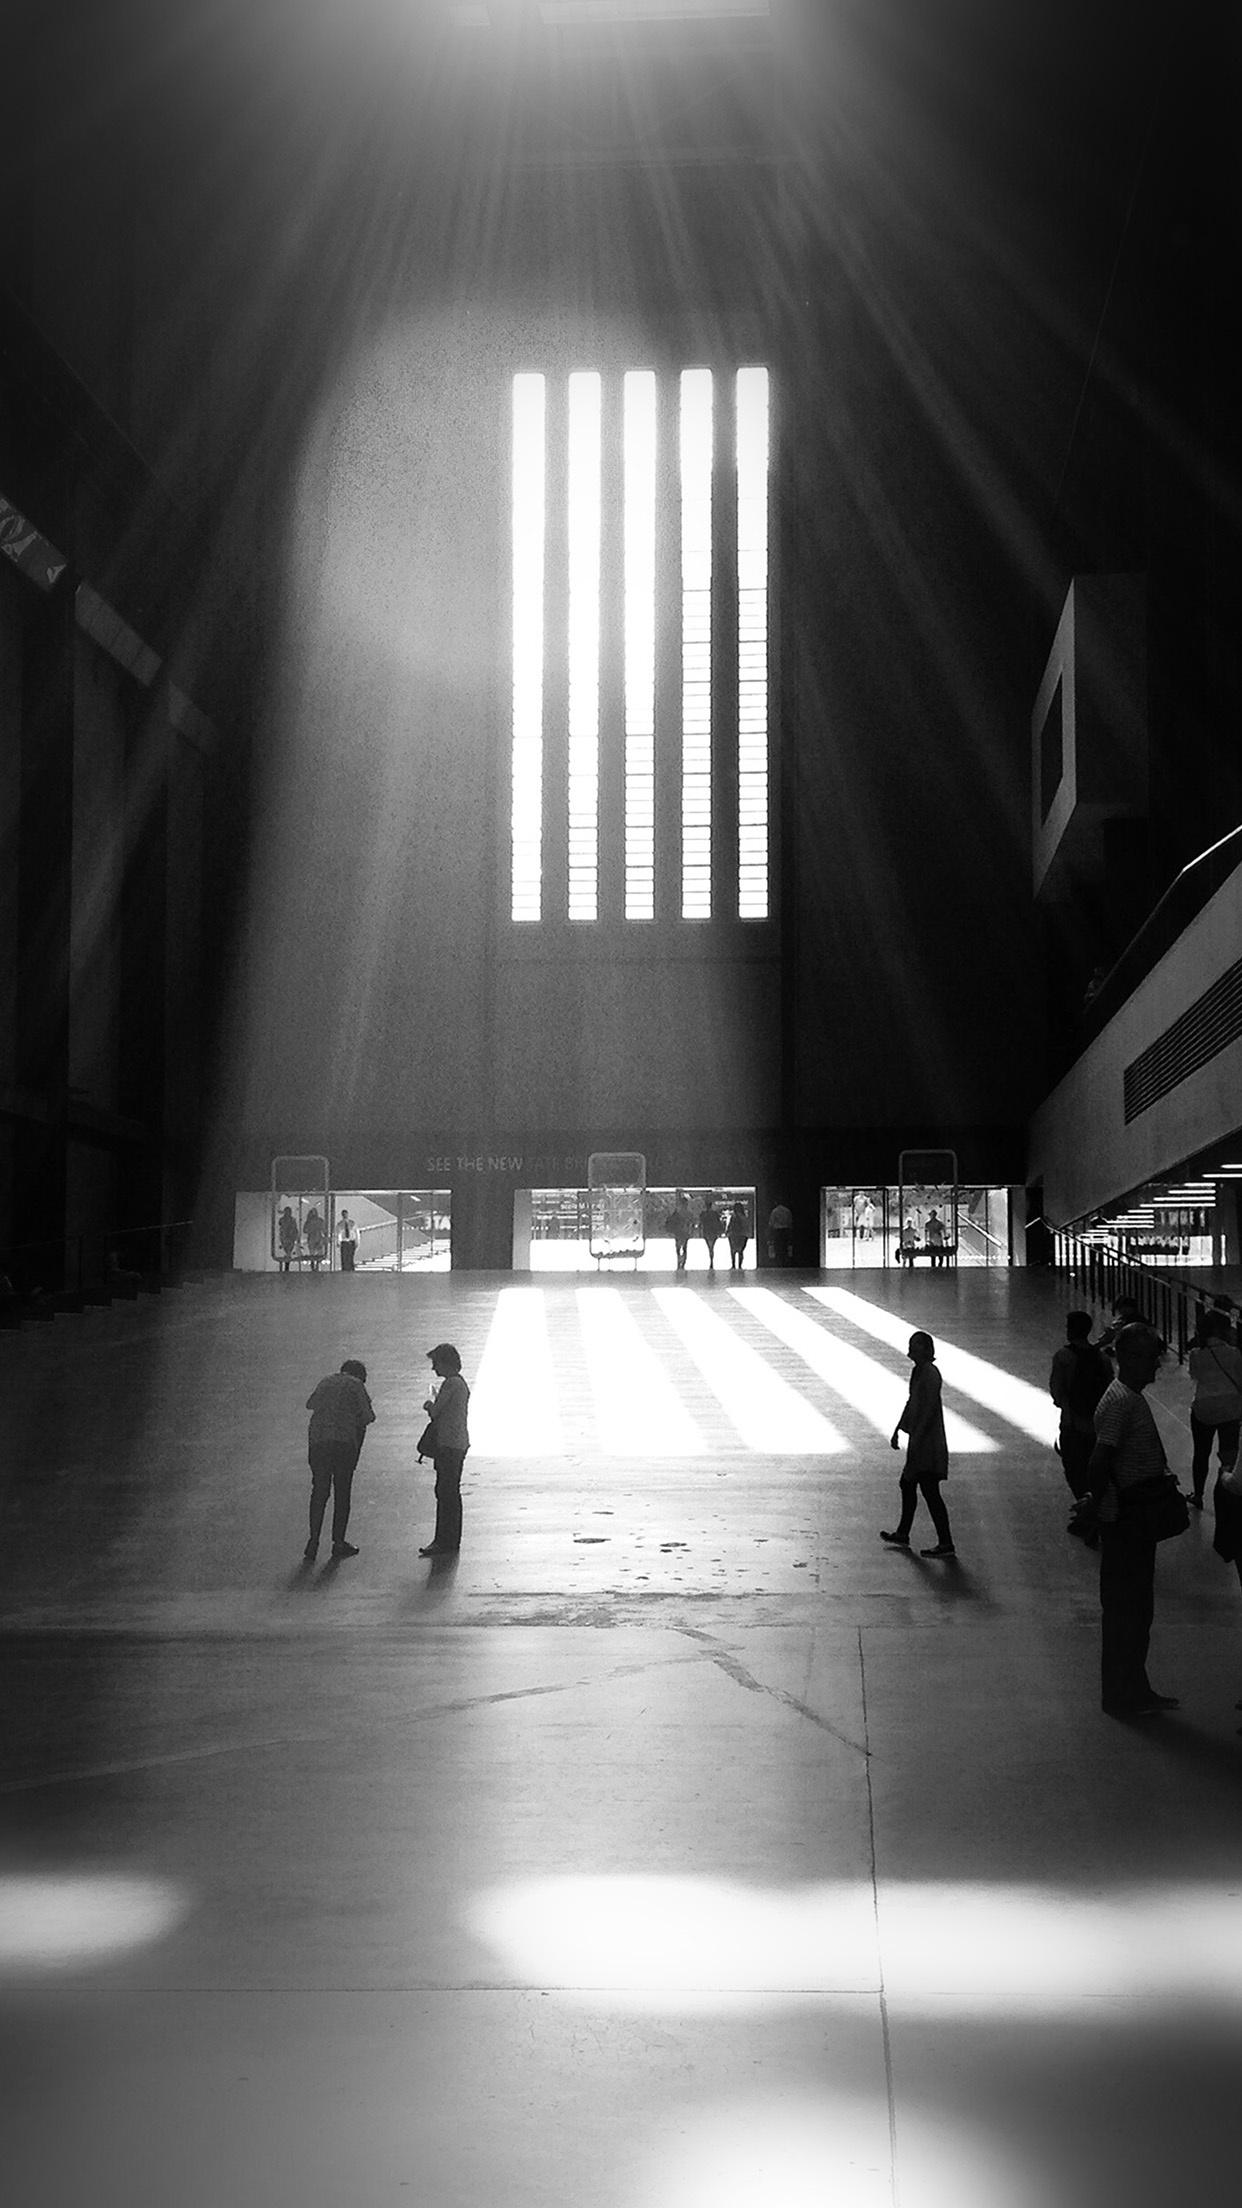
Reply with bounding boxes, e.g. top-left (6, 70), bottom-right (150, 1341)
top-left (1124, 956), bottom-right (1242, 1122)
